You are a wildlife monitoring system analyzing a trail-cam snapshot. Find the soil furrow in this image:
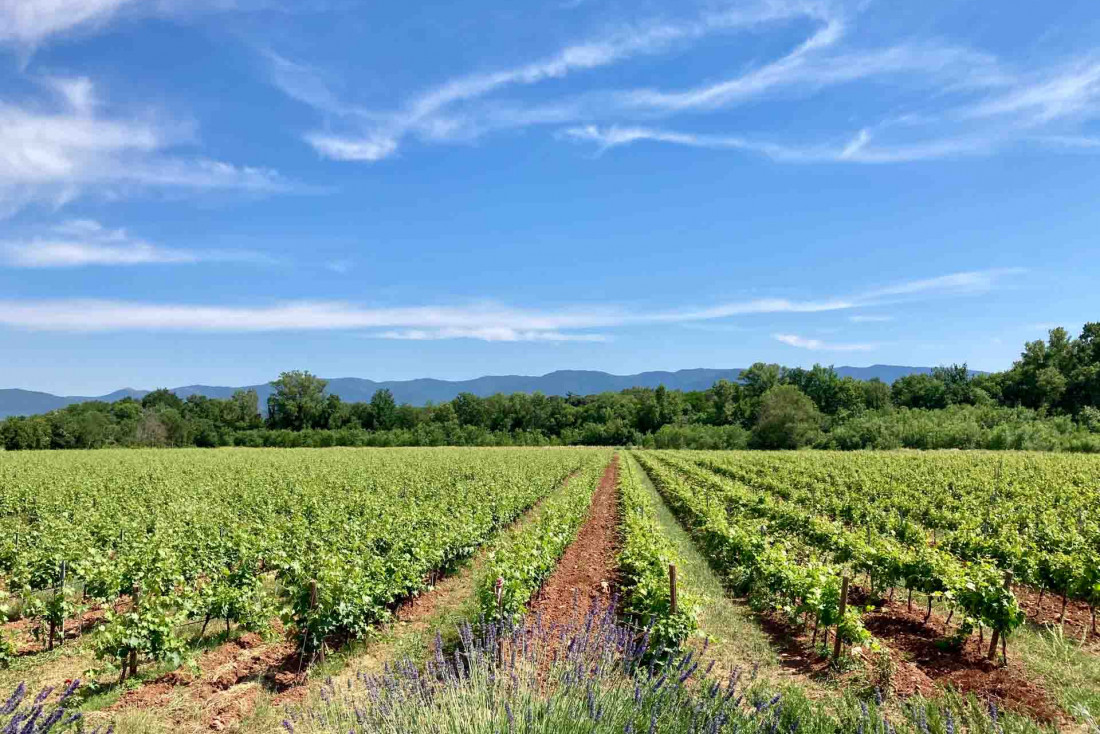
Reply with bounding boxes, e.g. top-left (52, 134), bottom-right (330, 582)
top-left (527, 456), bottom-right (620, 631)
